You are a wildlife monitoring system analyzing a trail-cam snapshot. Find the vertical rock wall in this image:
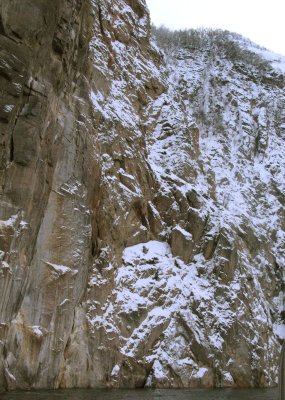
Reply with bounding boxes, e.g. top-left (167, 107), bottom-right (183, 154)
top-left (0, 0), bottom-right (99, 389)
top-left (0, 0), bottom-right (166, 390)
